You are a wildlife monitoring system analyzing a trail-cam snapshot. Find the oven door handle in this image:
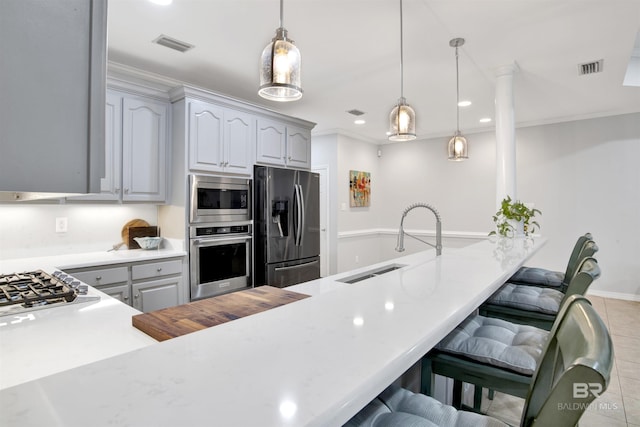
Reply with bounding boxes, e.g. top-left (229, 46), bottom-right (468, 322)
top-left (192, 235), bottom-right (252, 246)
